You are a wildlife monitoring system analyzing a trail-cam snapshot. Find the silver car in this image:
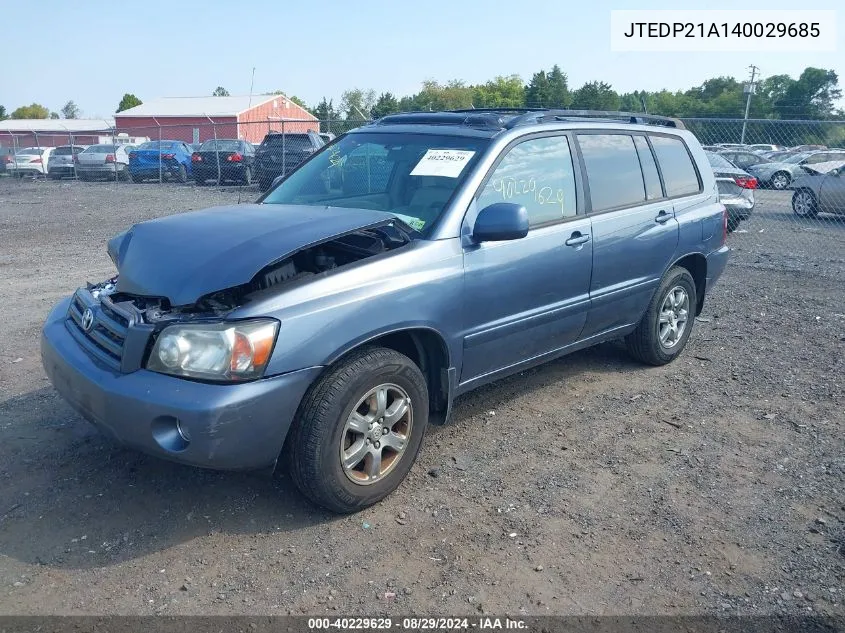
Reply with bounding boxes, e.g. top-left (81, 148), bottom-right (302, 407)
top-left (723, 149), bottom-right (845, 190)
top-left (76, 144), bottom-right (131, 181)
top-left (48, 145), bottom-right (88, 180)
top-left (790, 160), bottom-right (845, 219)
